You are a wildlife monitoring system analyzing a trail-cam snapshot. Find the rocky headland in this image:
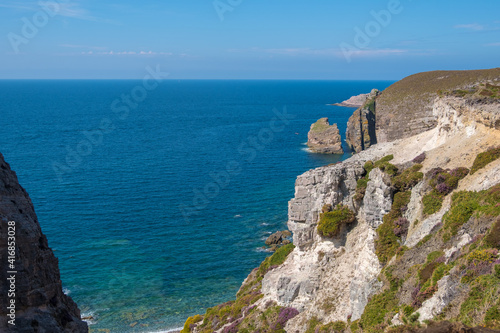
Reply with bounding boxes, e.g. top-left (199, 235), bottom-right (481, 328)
top-left (333, 92), bottom-right (373, 108)
top-left (307, 118), bottom-right (344, 154)
top-left (0, 153), bottom-right (88, 332)
top-left (181, 68), bottom-right (500, 333)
